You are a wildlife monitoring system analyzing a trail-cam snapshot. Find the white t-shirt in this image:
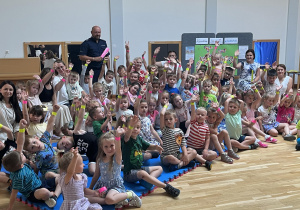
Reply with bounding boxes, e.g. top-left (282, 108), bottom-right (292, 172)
top-left (116, 109), bottom-right (133, 121)
top-left (53, 75), bottom-right (69, 105)
top-left (98, 78), bottom-right (115, 97)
